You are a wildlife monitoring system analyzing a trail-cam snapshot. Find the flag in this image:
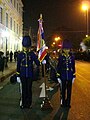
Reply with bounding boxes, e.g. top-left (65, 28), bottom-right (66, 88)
top-left (37, 14), bottom-right (47, 62)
